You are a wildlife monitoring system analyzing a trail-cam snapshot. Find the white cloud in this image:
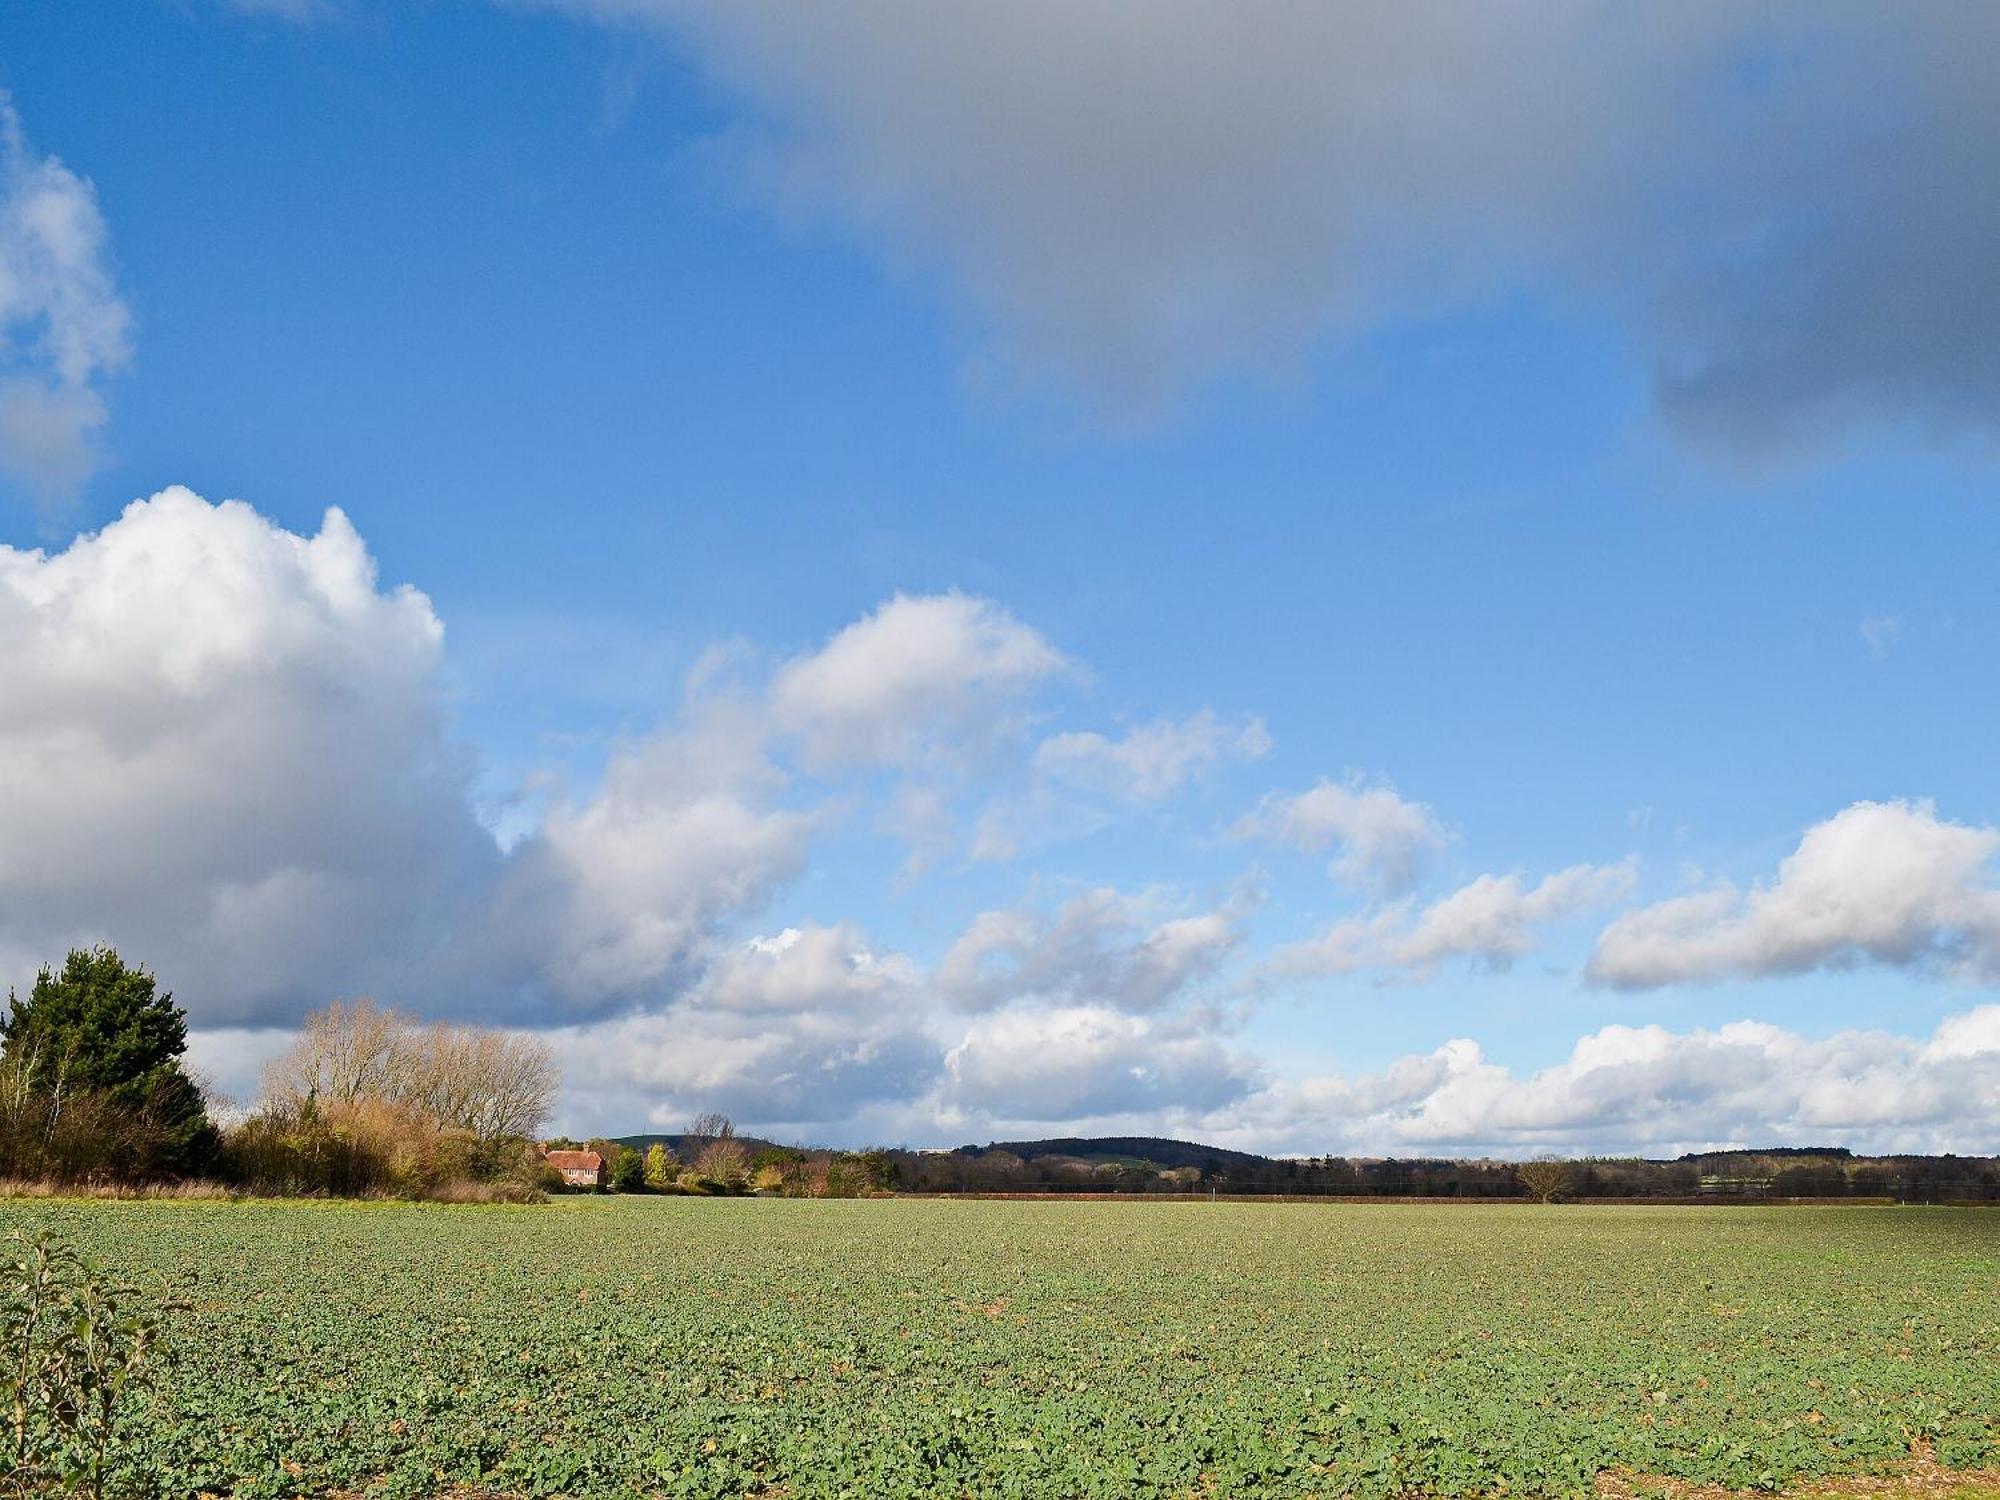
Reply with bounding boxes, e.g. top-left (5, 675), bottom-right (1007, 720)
top-left (540, 3), bottom-right (2000, 459)
top-left (1275, 861), bottom-right (1636, 981)
top-left (0, 487), bottom-right (818, 1025)
top-left (935, 887), bottom-right (1244, 1014)
top-left (544, 922), bottom-right (942, 1130)
top-left (972, 709), bottom-right (1269, 861)
top-left (1033, 710), bottom-right (1269, 802)
top-left (0, 98), bottom-right (131, 505)
top-left (493, 705), bottom-right (817, 1004)
top-left (769, 591), bottom-right (1067, 769)
top-left (1234, 776), bottom-right (1445, 893)
top-left (1589, 800), bottom-right (2000, 989)
top-left (942, 1004), bottom-right (1258, 1123)
top-left (1231, 1006), bottom-right (2000, 1158)
top-left (0, 486), bottom-right (491, 1023)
